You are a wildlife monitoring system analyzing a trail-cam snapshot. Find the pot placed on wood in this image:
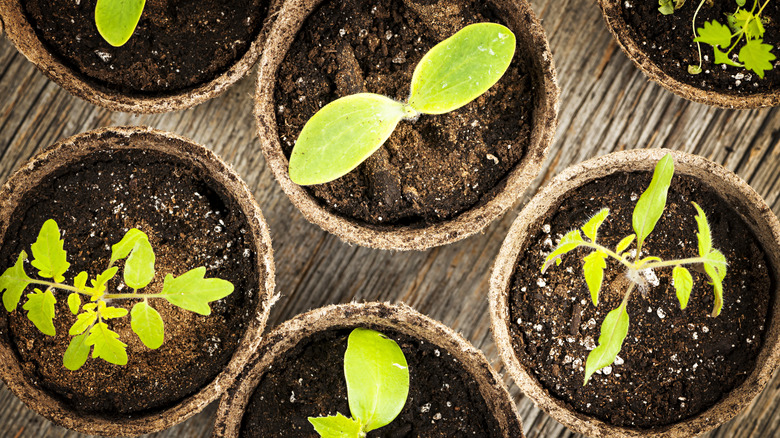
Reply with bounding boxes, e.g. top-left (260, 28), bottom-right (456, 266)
top-left (255, 0), bottom-right (558, 250)
top-left (0, 0), bottom-right (281, 113)
top-left (490, 149), bottom-right (780, 437)
top-left (0, 126), bottom-right (276, 435)
top-left (214, 302), bottom-right (523, 437)
top-left (598, 0), bottom-right (780, 108)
